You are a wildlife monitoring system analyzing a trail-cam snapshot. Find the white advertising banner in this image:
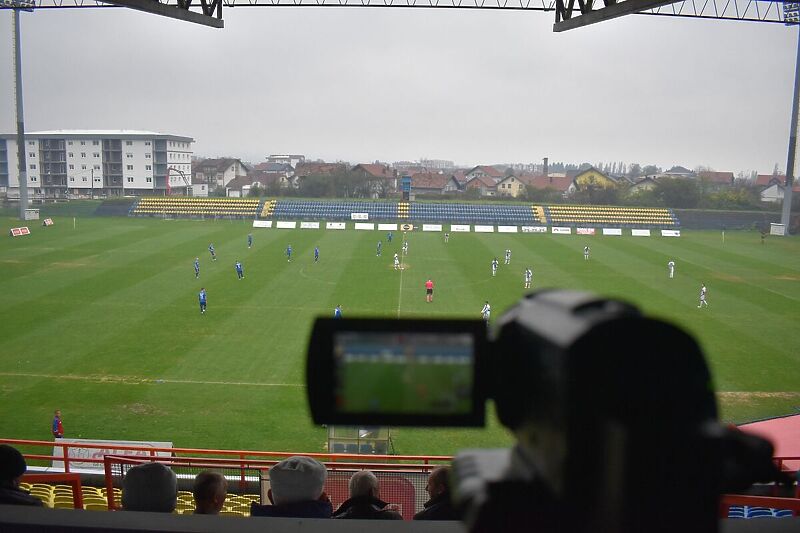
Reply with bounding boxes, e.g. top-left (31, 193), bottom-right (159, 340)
top-left (770, 223), bottom-right (785, 236)
top-left (378, 223), bottom-right (398, 231)
top-left (661, 230), bottom-right (681, 237)
top-left (326, 222), bottom-right (346, 230)
top-left (521, 226), bottom-right (548, 233)
top-left (52, 438), bottom-right (173, 473)
top-left (300, 222), bottom-right (320, 229)
top-left (602, 228), bottom-right (622, 236)
top-left (276, 221), bottom-right (297, 229)
top-left (351, 213), bottom-right (369, 220)
top-left (423, 224), bottom-right (443, 232)
top-left (354, 223), bottom-right (375, 230)
top-left (631, 229), bottom-right (651, 237)
top-left (498, 226), bottom-right (518, 233)
top-left (551, 227), bottom-right (572, 235)
top-left (252, 220), bottom-right (272, 228)
top-left (400, 223), bottom-right (414, 231)
top-left (576, 228), bottom-right (596, 235)
top-left (450, 224), bottom-right (471, 232)
top-left (474, 225), bottom-right (494, 233)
